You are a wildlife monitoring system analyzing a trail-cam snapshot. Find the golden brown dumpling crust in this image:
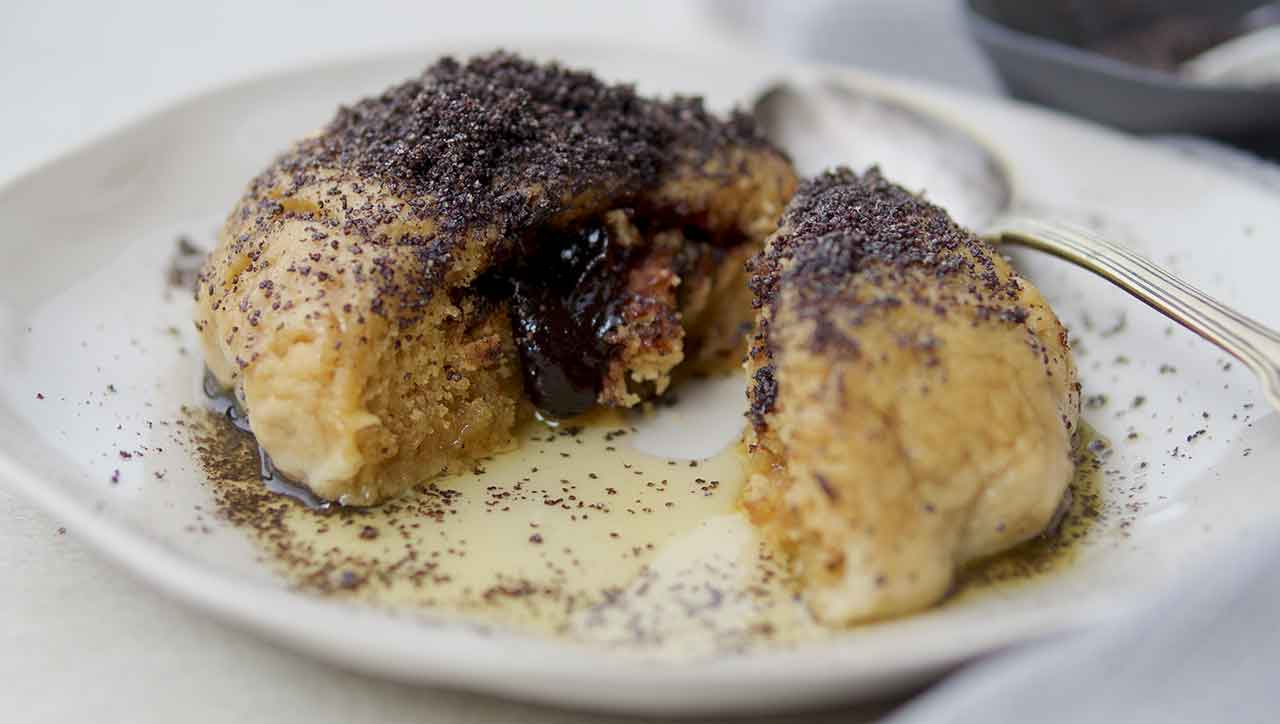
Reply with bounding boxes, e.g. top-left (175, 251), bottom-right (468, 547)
top-left (195, 52), bottom-right (795, 504)
top-left (743, 167), bottom-right (1079, 624)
